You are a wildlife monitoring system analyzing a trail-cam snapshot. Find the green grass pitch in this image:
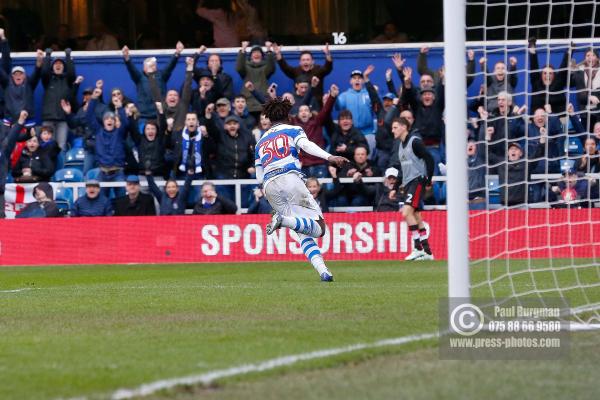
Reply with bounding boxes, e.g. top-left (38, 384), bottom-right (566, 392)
top-left (0, 261), bottom-right (598, 400)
